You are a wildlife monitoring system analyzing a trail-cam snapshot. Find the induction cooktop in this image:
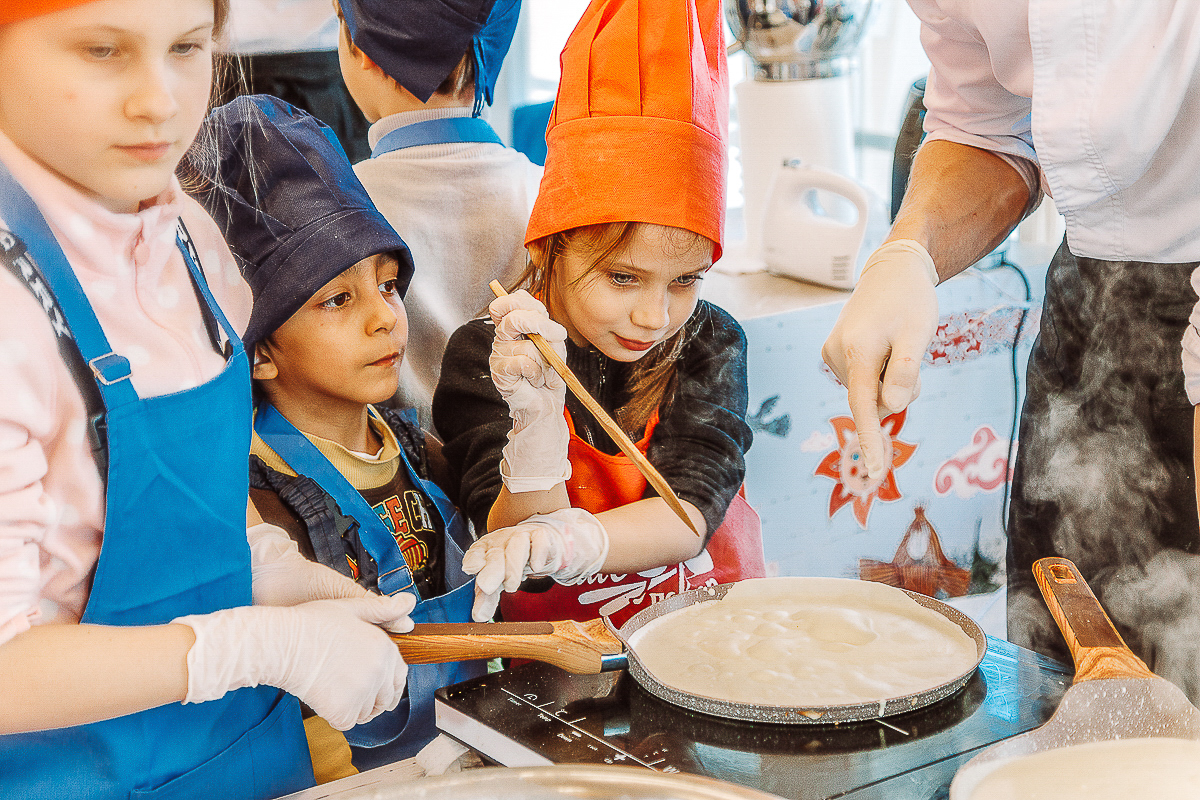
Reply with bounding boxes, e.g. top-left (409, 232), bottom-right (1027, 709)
top-left (435, 636), bottom-right (1070, 800)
